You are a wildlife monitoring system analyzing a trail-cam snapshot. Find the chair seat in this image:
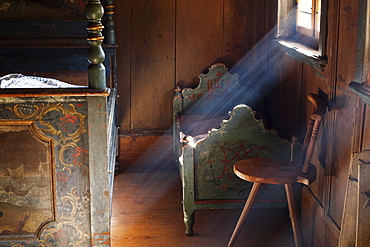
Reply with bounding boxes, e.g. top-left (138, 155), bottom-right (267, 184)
top-left (233, 158), bottom-right (317, 185)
